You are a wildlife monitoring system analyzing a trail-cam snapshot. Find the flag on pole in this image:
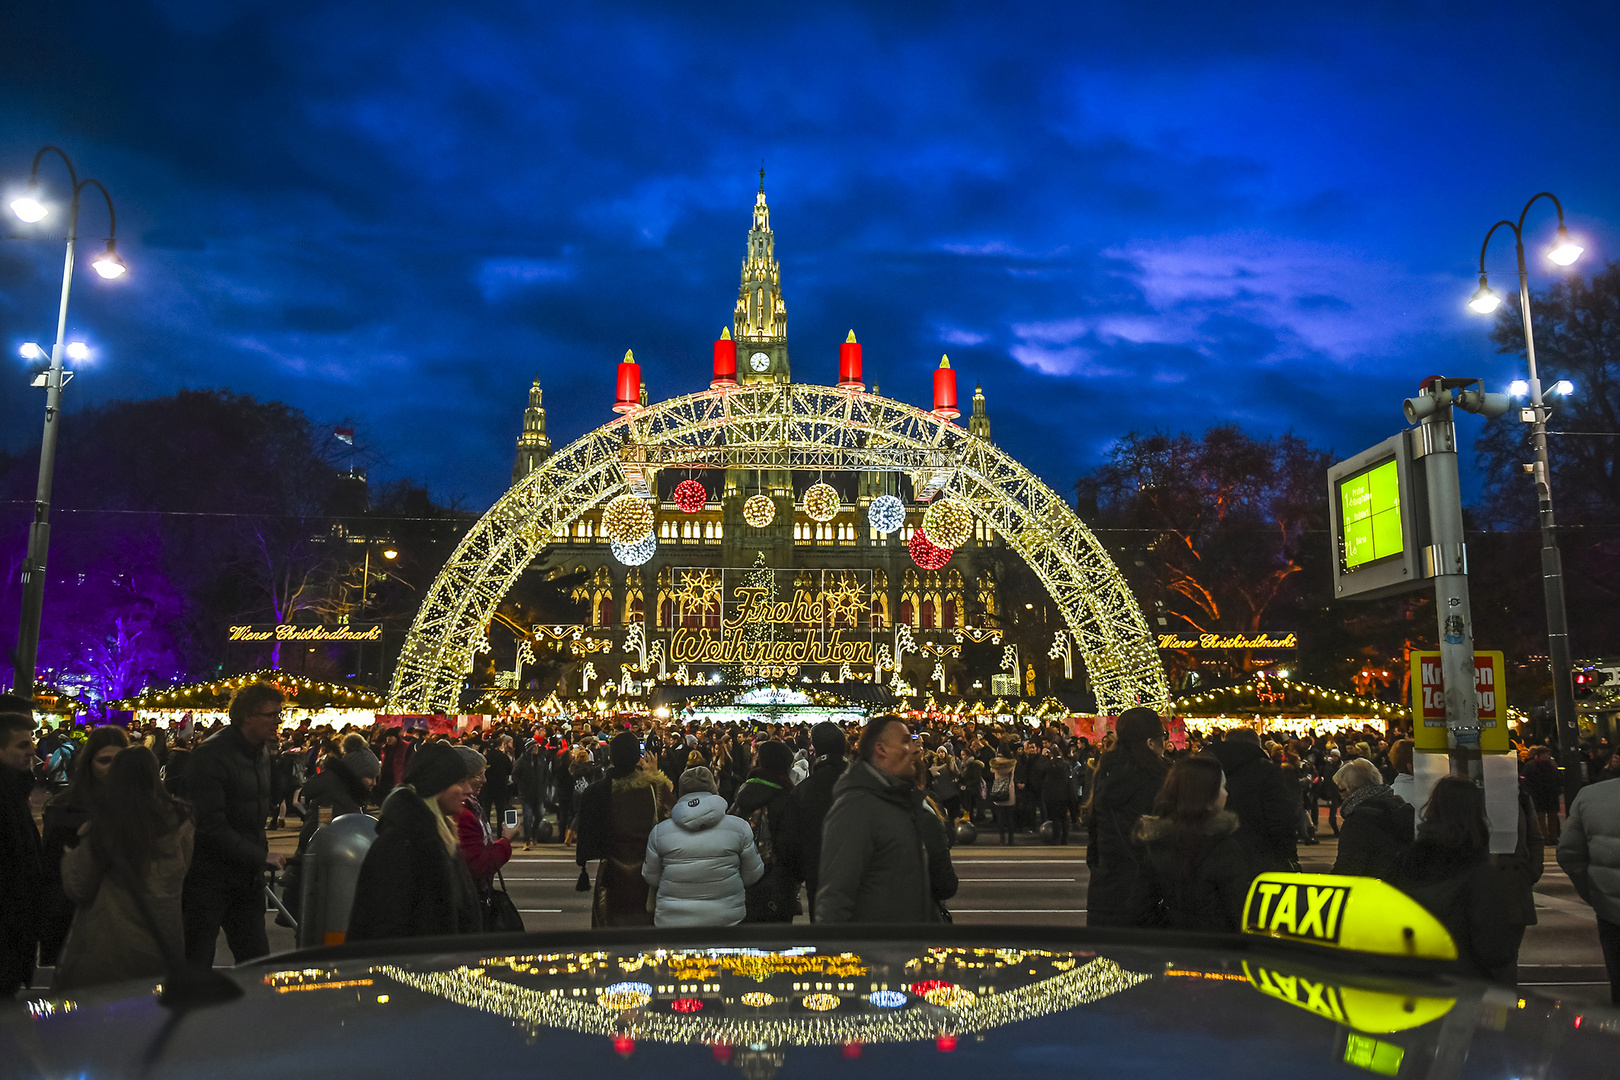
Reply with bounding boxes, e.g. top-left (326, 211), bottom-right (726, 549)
top-left (333, 427), bottom-right (354, 445)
